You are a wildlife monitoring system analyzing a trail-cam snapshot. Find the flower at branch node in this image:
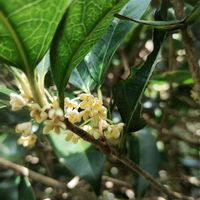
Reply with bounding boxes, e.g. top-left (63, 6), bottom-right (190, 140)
top-left (64, 97), bottom-right (78, 111)
top-left (48, 107), bottom-right (64, 122)
top-left (18, 134), bottom-right (37, 148)
top-left (15, 122), bottom-right (32, 135)
top-left (65, 109), bottom-right (82, 123)
top-left (43, 98), bottom-right (66, 134)
top-left (64, 130), bottom-right (80, 144)
top-left (10, 93), bottom-right (26, 111)
top-left (90, 128), bottom-right (102, 139)
top-left (83, 124), bottom-right (103, 139)
top-left (30, 103), bottom-right (48, 123)
top-left (104, 123), bottom-right (124, 139)
top-left (79, 93), bottom-right (94, 109)
top-left (43, 119), bottom-right (66, 134)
